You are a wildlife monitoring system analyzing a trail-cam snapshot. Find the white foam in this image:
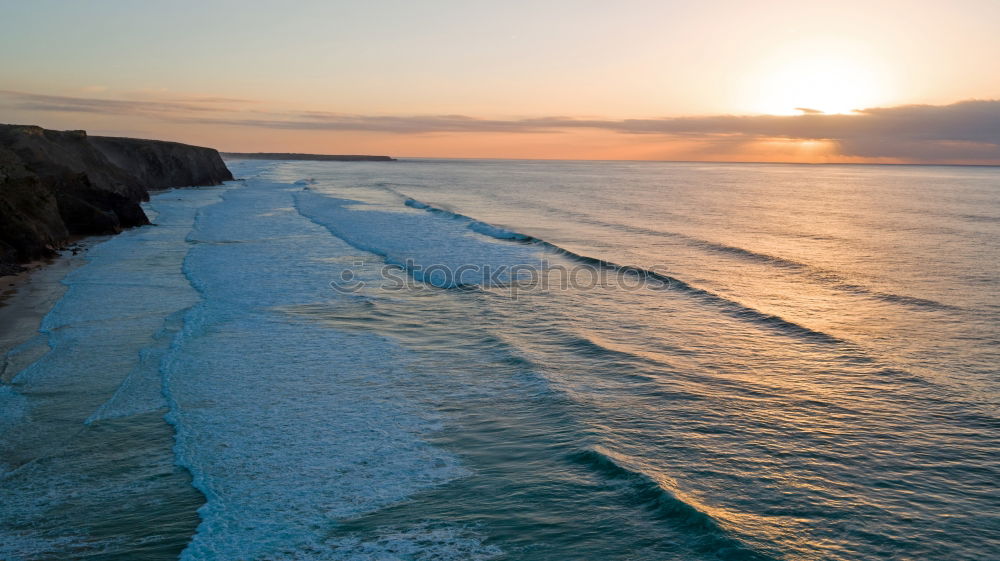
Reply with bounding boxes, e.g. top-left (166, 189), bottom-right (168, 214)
top-left (0, 186), bottom-right (228, 555)
top-left (467, 220), bottom-right (531, 241)
top-left (84, 310), bottom-right (186, 424)
top-left (0, 335), bottom-right (50, 382)
top-left (320, 524), bottom-right (502, 561)
top-left (161, 179), bottom-right (469, 560)
top-left (295, 191), bottom-right (543, 288)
